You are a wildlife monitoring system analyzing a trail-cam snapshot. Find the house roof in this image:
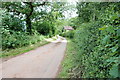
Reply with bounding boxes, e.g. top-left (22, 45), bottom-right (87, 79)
top-left (64, 26), bottom-right (74, 30)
